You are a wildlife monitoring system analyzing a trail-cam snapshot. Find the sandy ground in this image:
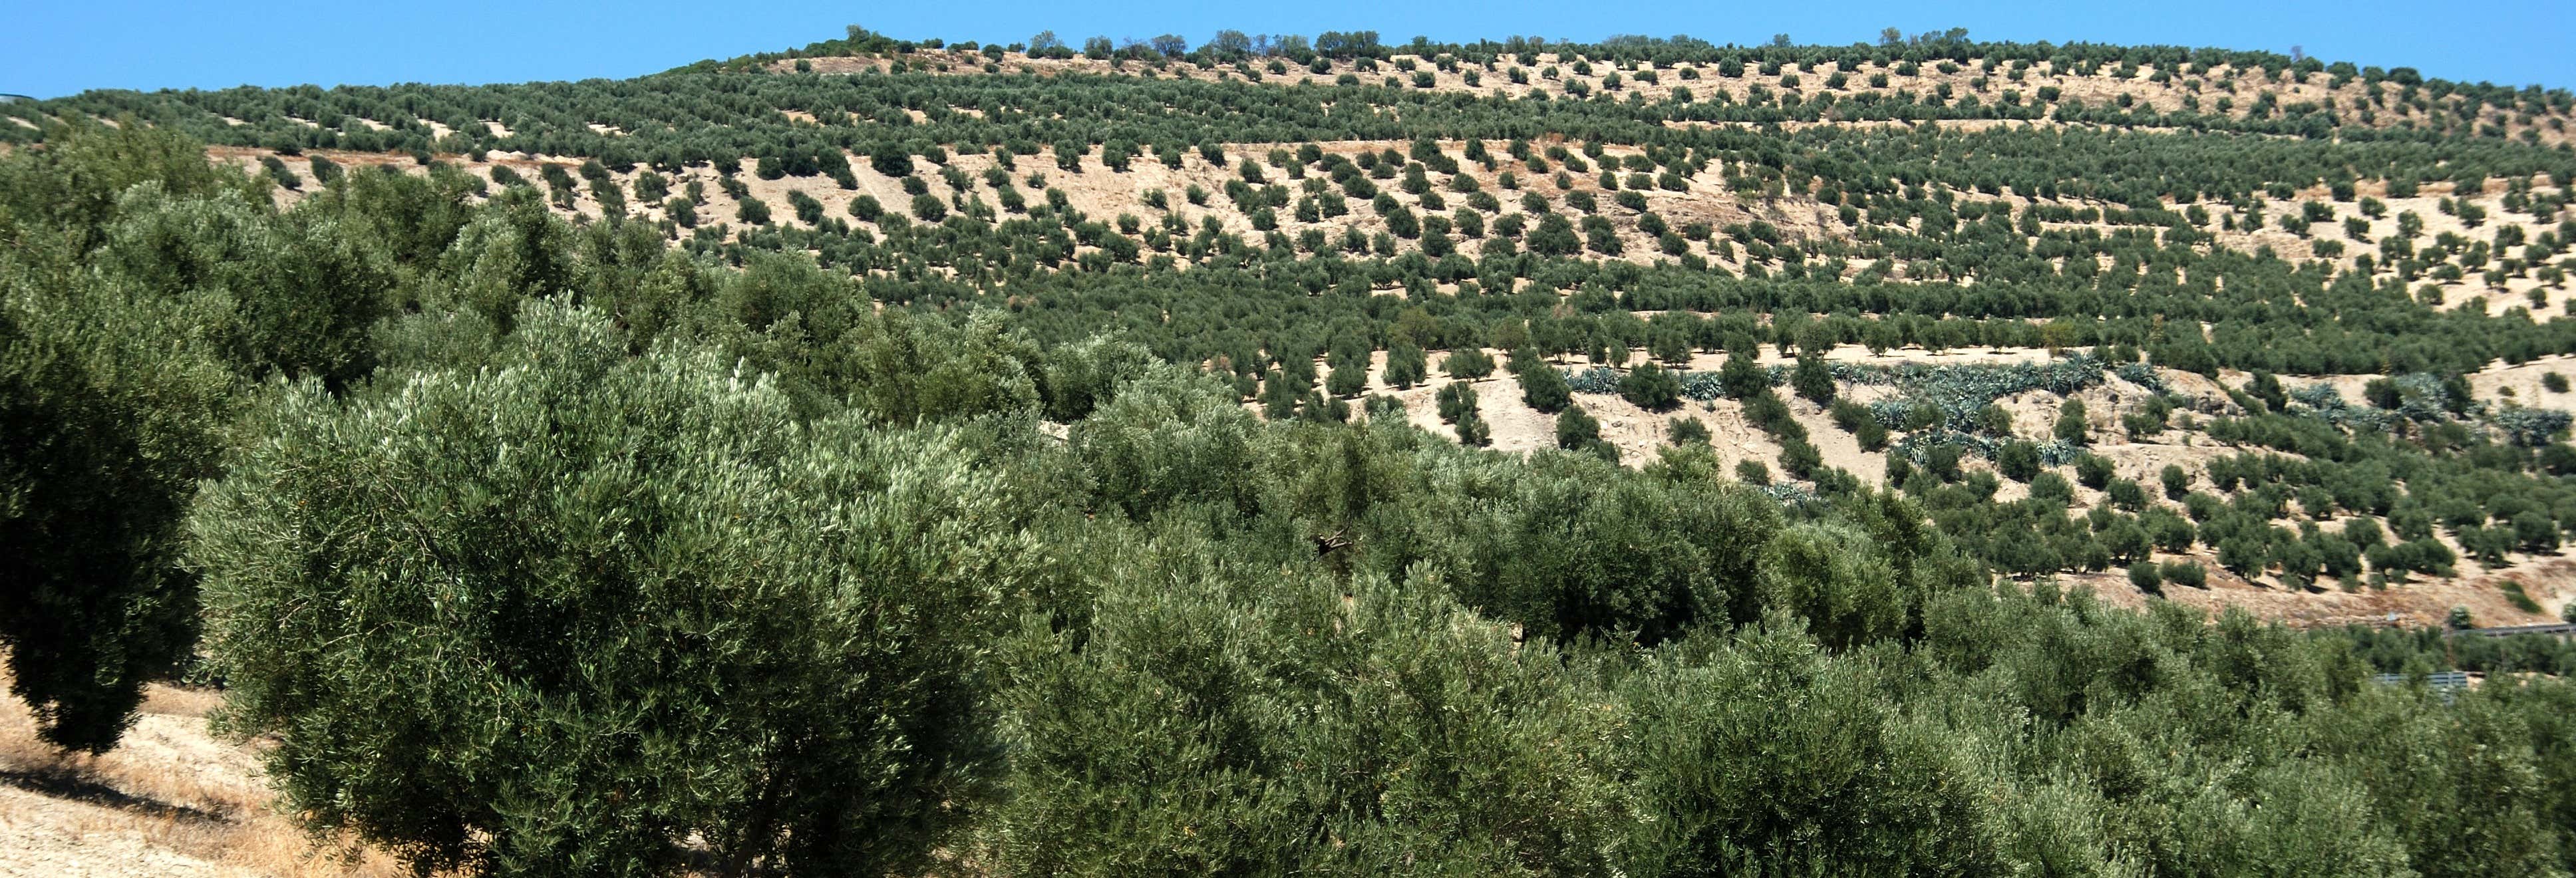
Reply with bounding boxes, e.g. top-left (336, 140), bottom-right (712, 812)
top-left (0, 681), bottom-right (403, 878)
